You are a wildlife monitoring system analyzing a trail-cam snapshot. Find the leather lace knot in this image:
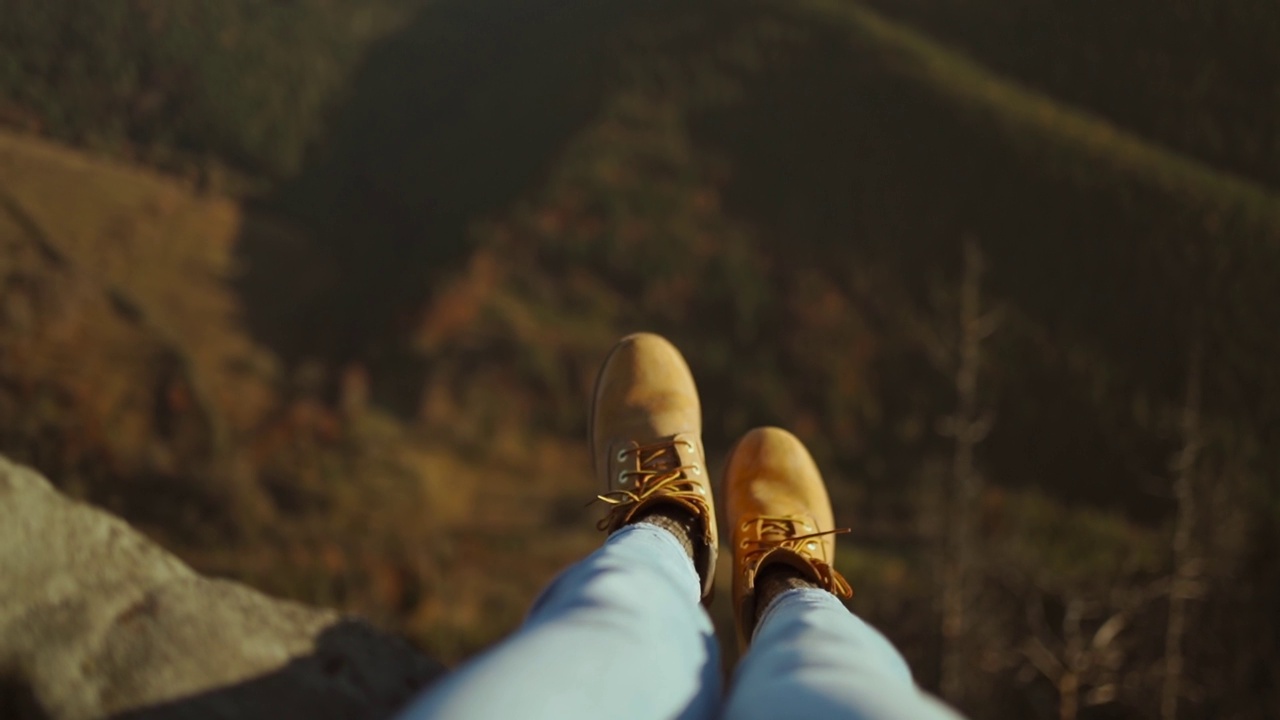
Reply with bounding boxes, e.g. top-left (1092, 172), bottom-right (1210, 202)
top-left (740, 515), bottom-right (854, 598)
